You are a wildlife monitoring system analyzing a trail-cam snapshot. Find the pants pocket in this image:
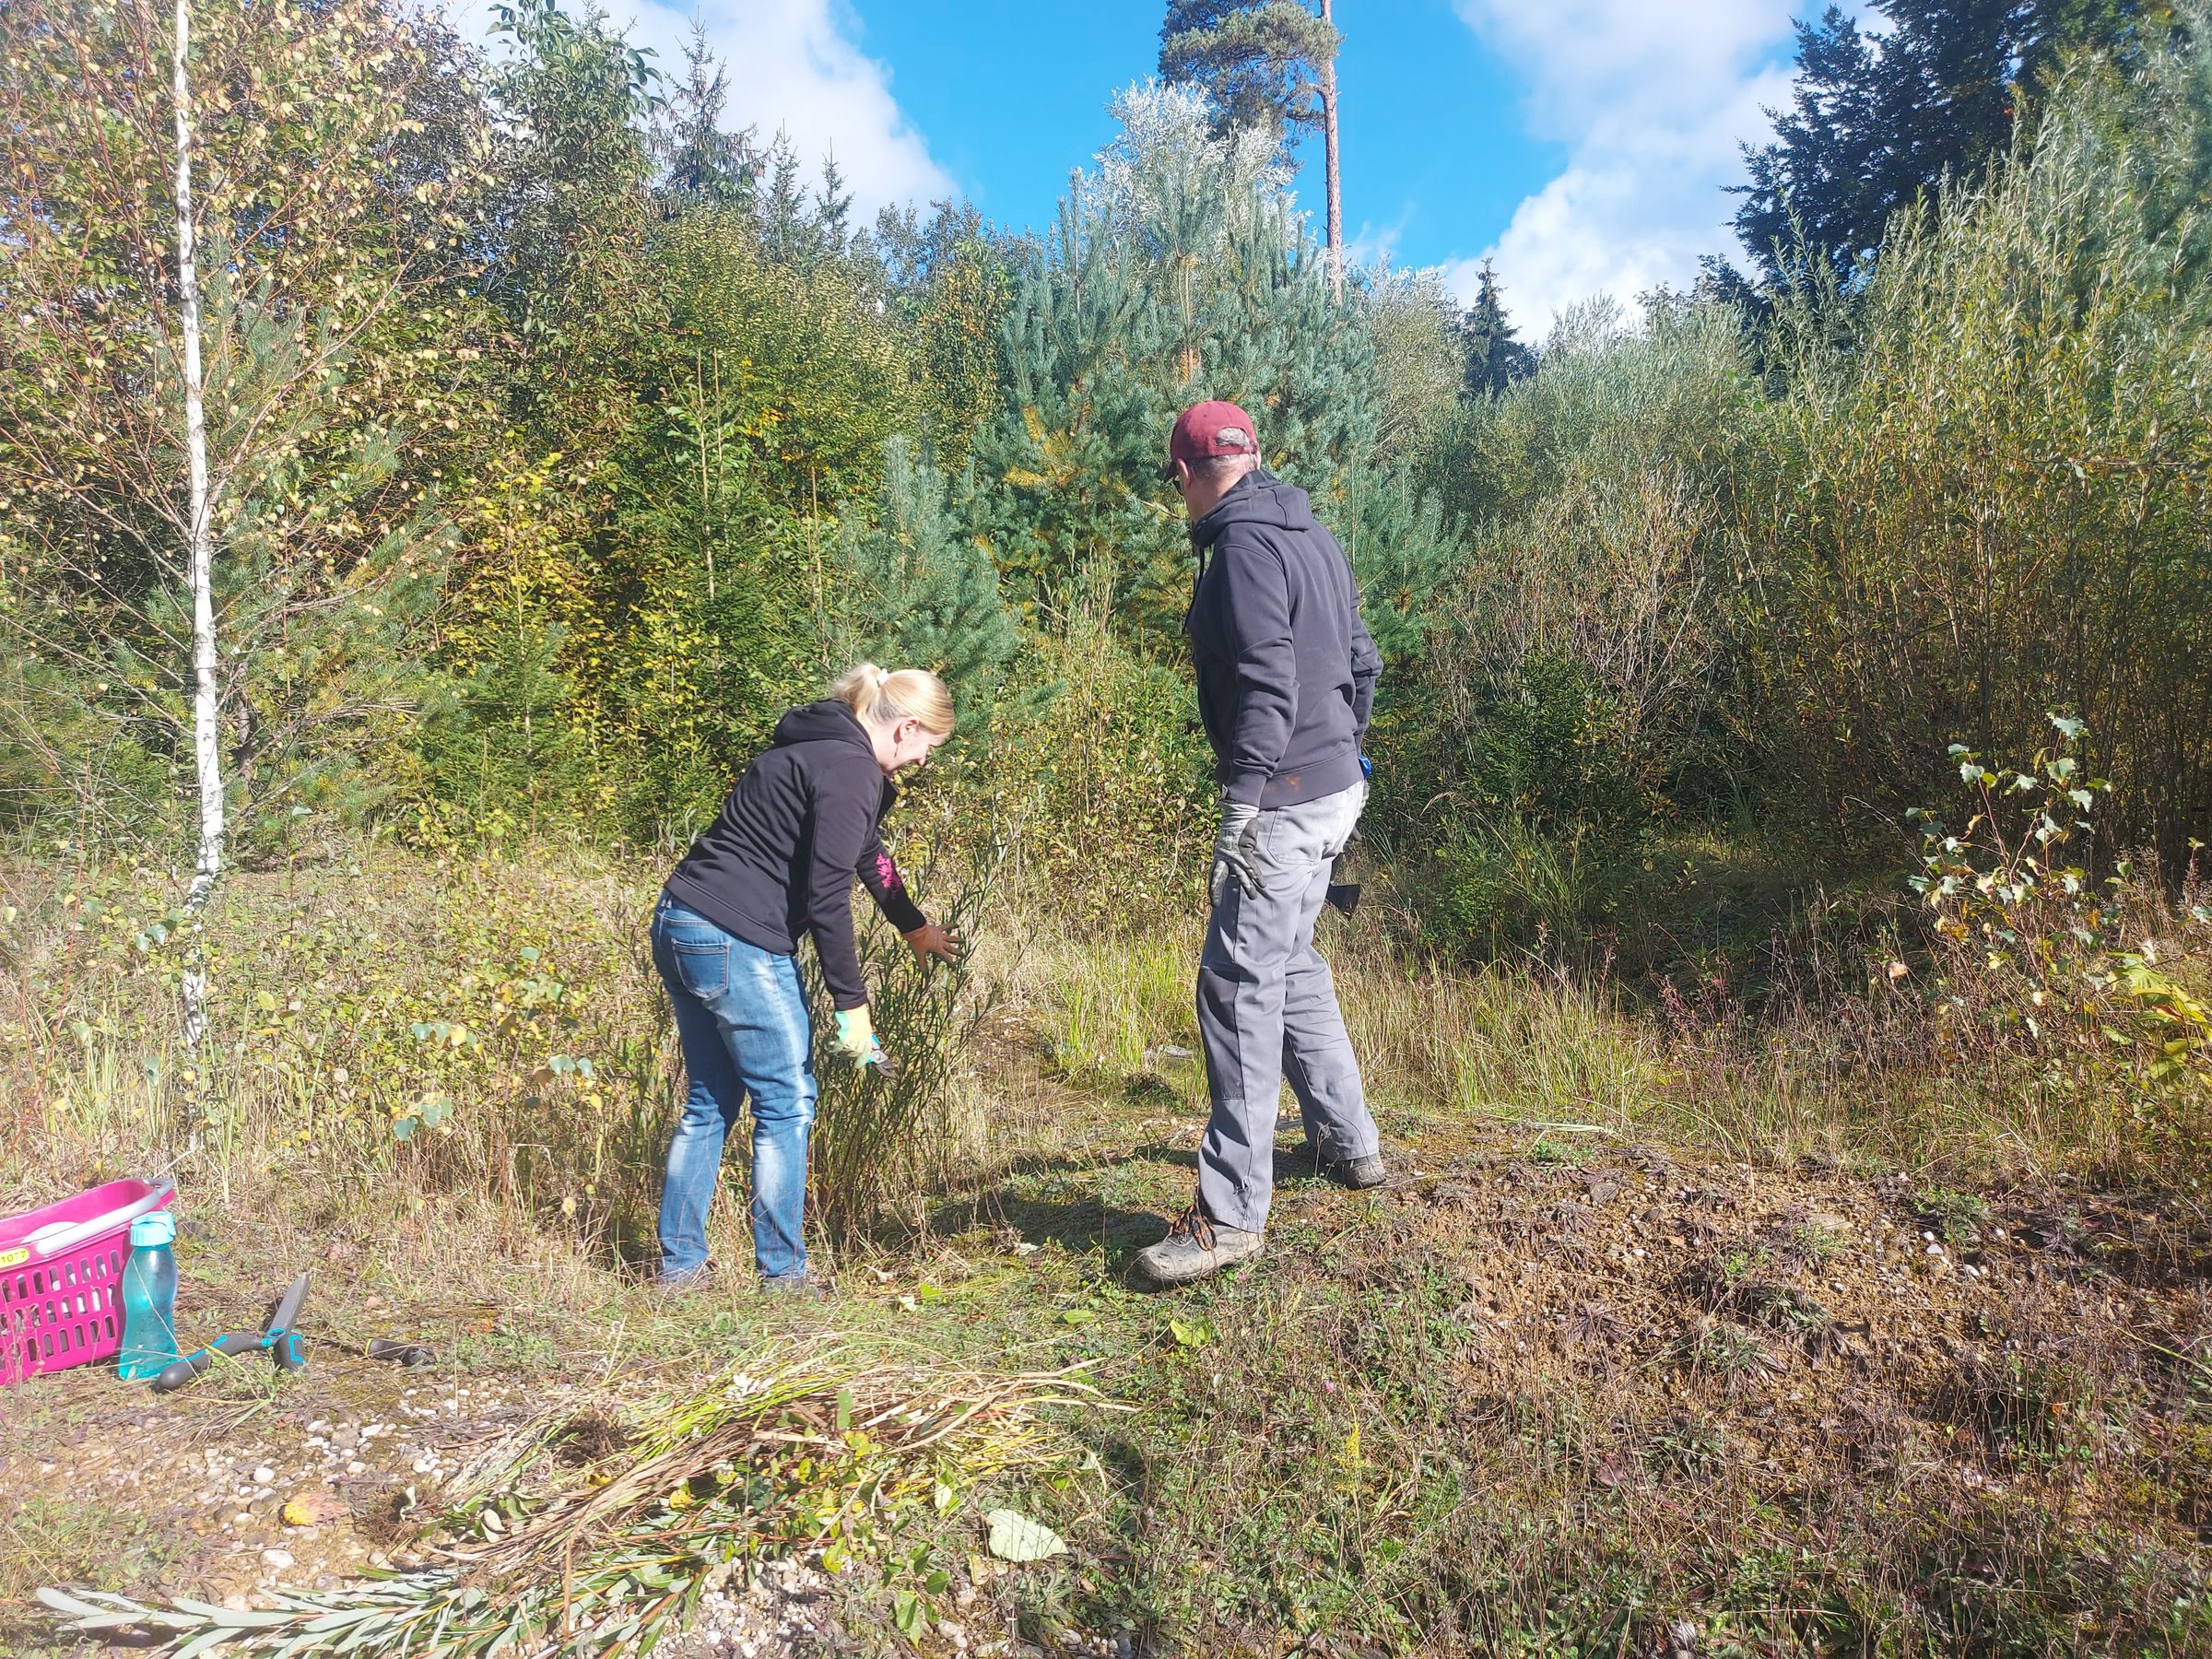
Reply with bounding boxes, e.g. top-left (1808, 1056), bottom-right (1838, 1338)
top-left (660, 928), bottom-right (730, 1000)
